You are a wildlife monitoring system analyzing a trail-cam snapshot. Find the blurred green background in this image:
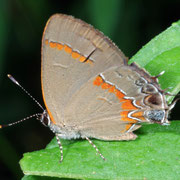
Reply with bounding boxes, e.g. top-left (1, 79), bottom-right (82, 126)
top-left (0, 0), bottom-right (179, 179)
